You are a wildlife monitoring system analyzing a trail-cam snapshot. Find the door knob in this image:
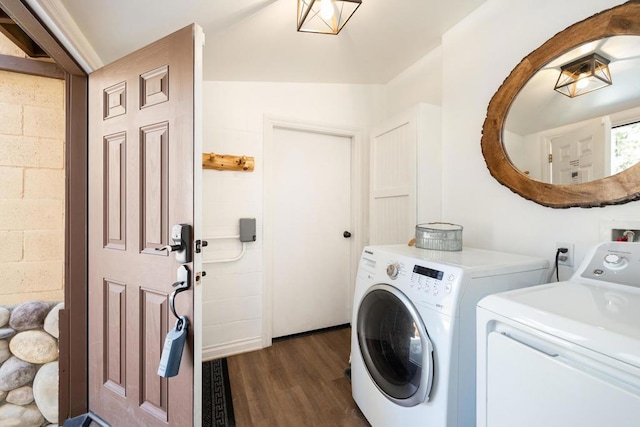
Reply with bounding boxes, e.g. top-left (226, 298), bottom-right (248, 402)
top-left (343, 231), bottom-right (352, 238)
top-left (155, 224), bottom-right (192, 263)
top-left (157, 244), bottom-right (182, 252)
